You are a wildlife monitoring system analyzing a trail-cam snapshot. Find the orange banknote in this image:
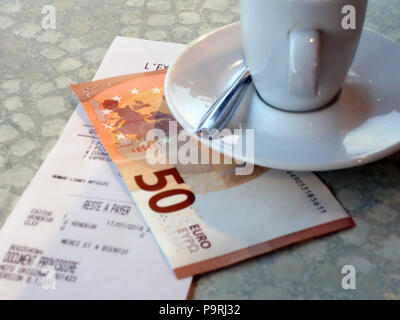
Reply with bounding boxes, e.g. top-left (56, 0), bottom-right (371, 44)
top-left (72, 70), bottom-right (354, 279)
